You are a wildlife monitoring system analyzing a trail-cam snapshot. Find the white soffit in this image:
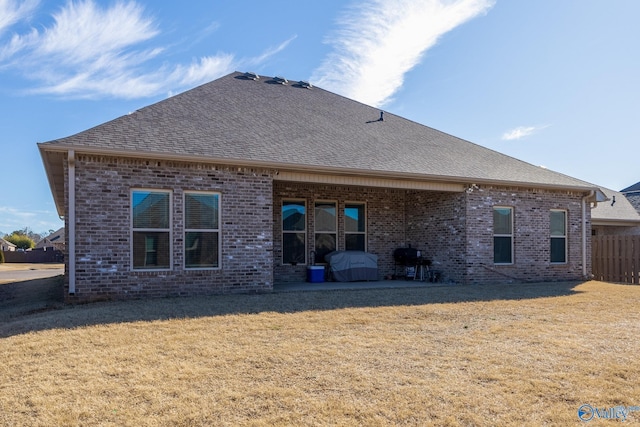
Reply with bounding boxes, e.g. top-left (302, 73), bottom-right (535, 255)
top-left (276, 171), bottom-right (464, 192)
